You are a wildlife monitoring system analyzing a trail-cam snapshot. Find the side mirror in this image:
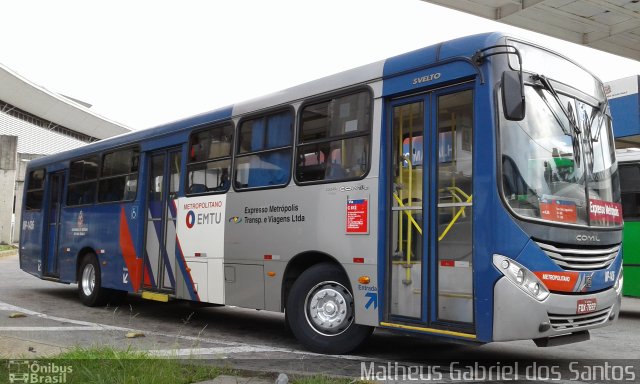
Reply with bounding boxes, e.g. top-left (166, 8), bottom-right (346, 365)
top-left (502, 70), bottom-right (525, 121)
